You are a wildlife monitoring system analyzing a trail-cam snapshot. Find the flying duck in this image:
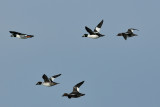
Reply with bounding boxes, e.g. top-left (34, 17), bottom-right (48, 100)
top-left (117, 28), bottom-right (139, 40)
top-left (36, 74), bottom-right (61, 87)
top-left (9, 31), bottom-right (34, 39)
top-left (62, 81), bottom-right (85, 99)
top-left (82, 20), bottom-right (105, 39)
